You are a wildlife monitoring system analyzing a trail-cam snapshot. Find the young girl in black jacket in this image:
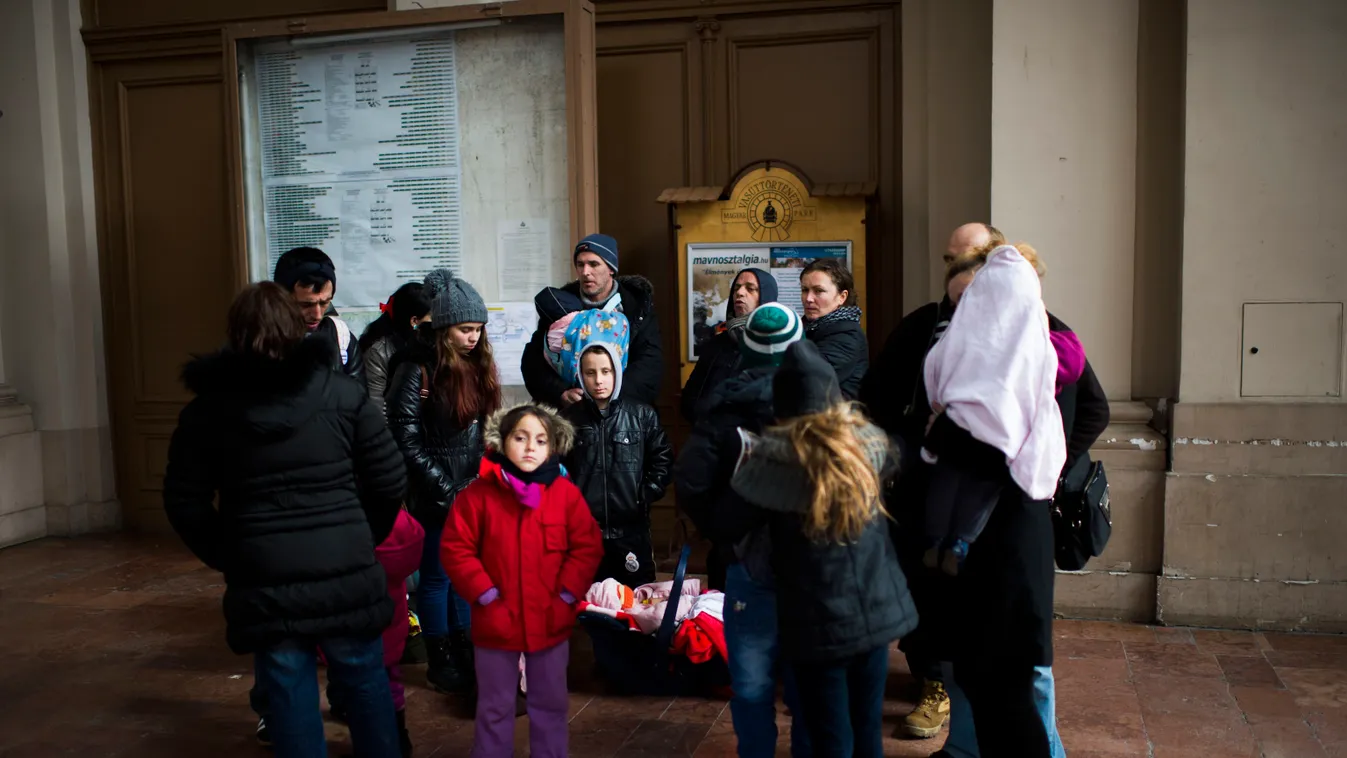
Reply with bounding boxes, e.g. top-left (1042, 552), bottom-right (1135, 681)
top-left (731, 341), bottom-right (917, 758)
top-left (386, 270), bottom-right (501, 696)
